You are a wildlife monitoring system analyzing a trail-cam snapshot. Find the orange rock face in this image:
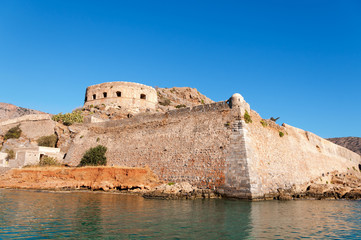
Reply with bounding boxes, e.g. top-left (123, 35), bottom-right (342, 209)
top-left (0, 166), bottom-right (160, 191)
